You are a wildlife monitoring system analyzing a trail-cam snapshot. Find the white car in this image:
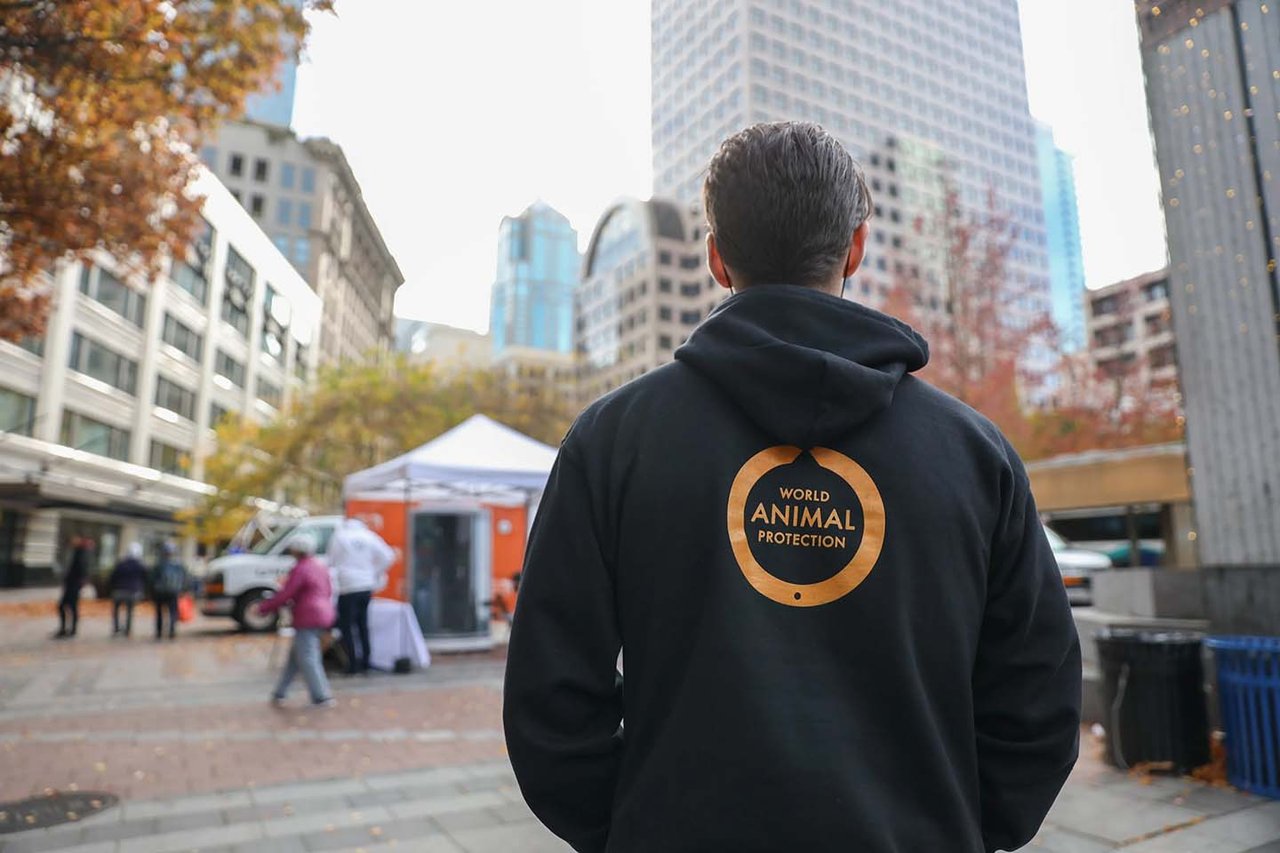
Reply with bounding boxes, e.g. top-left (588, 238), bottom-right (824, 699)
top-left (1045, 526), bottom-right (1112, 606)
top-left (200, 515), bottom-right (342, 631)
